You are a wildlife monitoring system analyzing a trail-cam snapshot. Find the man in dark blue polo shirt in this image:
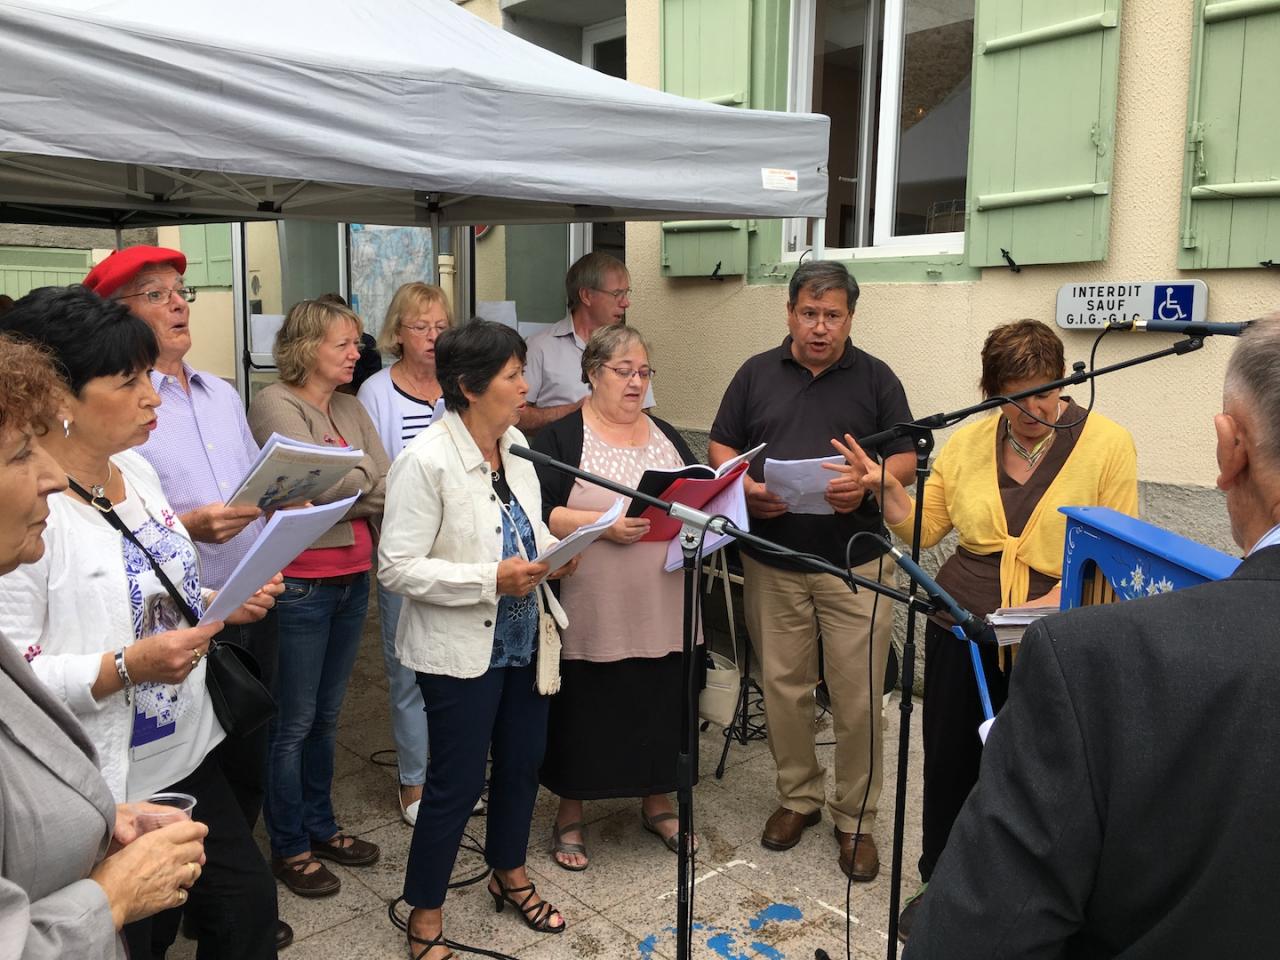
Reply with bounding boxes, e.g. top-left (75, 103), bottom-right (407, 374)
top-left (709, 260), bottom-right (915, 881)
